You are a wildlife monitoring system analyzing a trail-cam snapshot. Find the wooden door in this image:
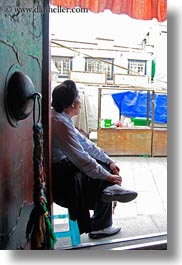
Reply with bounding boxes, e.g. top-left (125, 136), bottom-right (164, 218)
top-left (0, 0), bottom-right (51, 249)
